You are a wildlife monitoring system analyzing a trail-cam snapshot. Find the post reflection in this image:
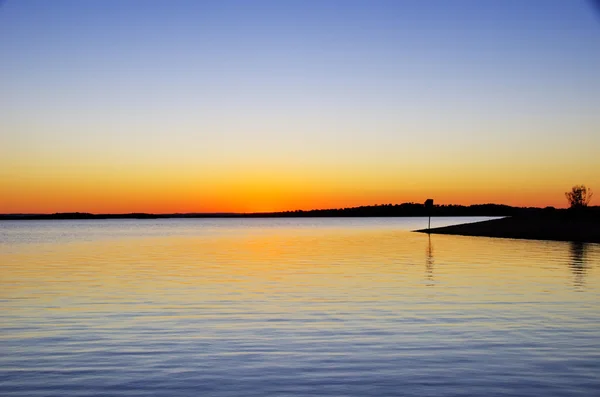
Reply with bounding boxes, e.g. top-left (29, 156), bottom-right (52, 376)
top-left (425, 234), bottom-right (434, 286)
top-left (569, 241), bottom-right (588, 288)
